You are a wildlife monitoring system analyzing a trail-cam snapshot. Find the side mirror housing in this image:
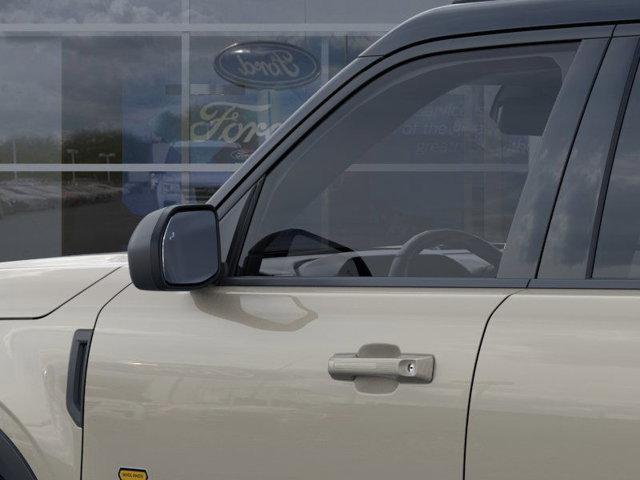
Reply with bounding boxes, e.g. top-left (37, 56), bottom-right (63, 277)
top-left (127, 204), bottom-right (221, 291)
